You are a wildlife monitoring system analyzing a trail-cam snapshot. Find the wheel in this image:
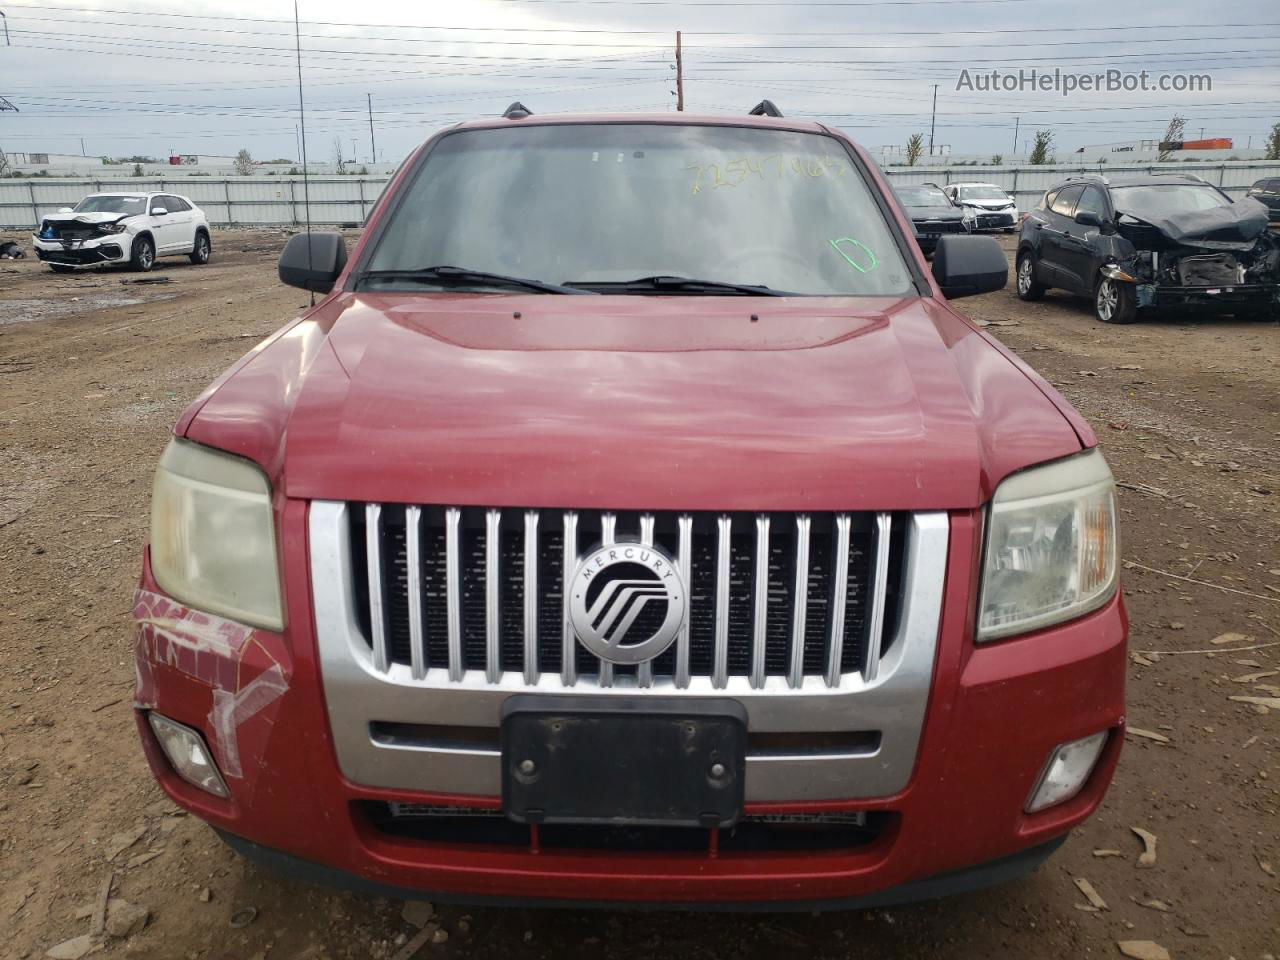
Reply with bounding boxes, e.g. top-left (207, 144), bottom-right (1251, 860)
top-left (1094, 275), bottom-right (1139, 324)
top-left (189, 231), bottom-right (211, 265)
top-left (1015, 250), bottom-right (1046, 301)
top-left (49, 264), bottom-right (75, 274)
top-left (130, 235), bottom-right (155, 272)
